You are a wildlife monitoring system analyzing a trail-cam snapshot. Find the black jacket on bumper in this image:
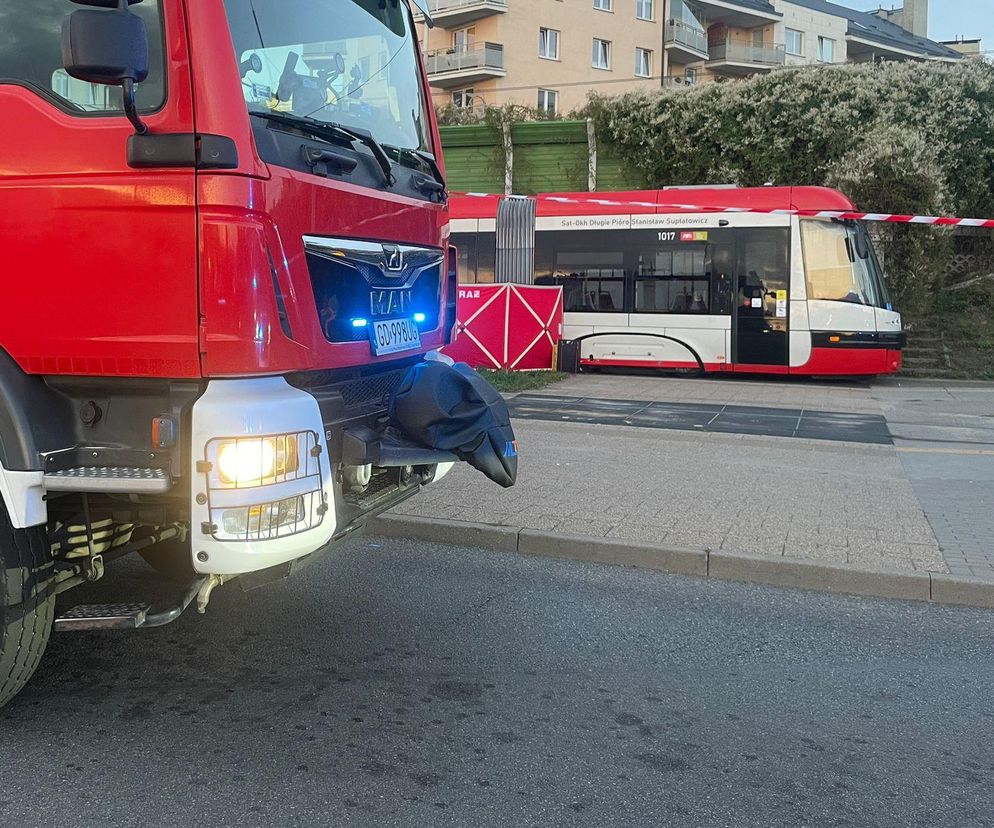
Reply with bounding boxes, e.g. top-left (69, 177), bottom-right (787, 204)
top-left (388, 362), bottom-right (518, 488)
